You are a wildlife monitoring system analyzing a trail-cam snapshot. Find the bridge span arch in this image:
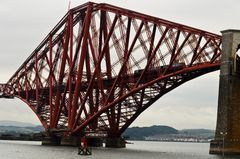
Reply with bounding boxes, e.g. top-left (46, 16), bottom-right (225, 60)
top-left (129, 70), bottom-right (220, 129)
top-left (0, 97), bottom-right (41, 126)
top-left (0, 2), bottom-right (222, 147)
